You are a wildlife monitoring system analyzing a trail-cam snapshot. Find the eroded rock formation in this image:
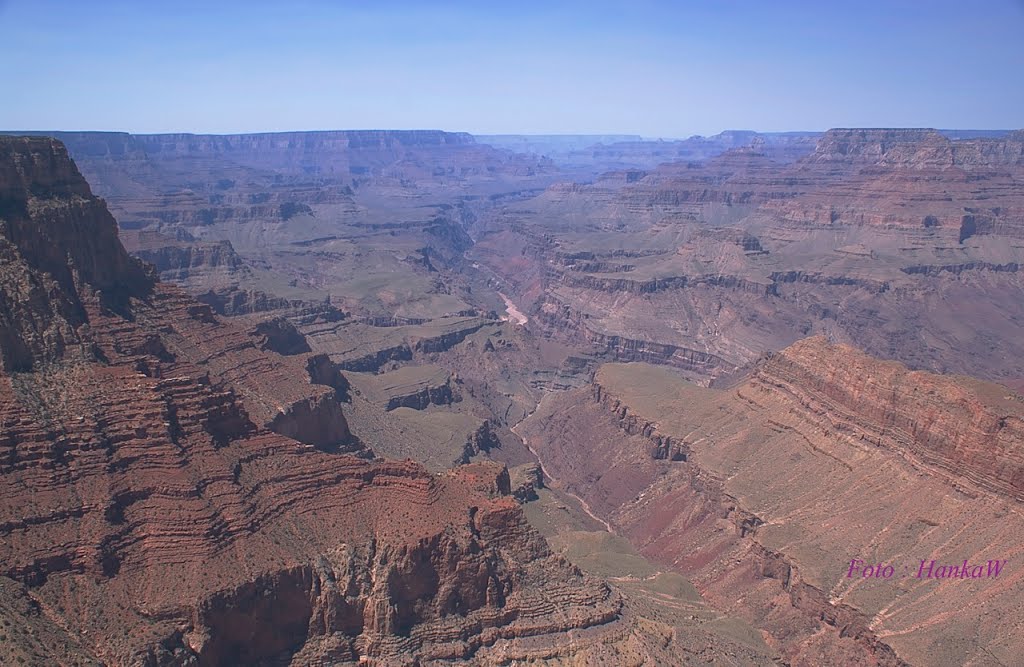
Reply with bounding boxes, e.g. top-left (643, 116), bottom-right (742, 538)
top-left (0, 136), bottom-right (662, 666)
